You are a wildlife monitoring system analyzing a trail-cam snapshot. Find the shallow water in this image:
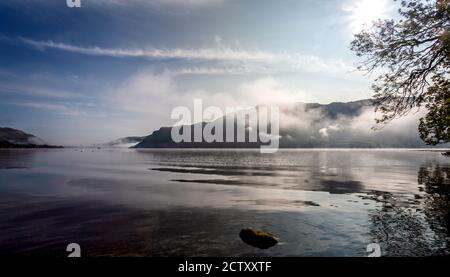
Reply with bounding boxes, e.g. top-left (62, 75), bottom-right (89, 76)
top-left (0, 149), bottom-right (449, 256)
